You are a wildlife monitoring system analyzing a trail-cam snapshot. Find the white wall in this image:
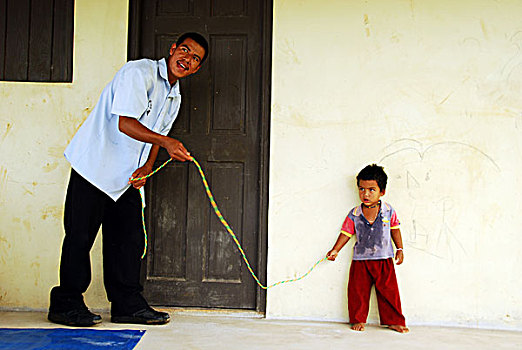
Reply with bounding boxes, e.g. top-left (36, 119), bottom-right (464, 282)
top-left (267, 0), bottom-right (522, 330)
